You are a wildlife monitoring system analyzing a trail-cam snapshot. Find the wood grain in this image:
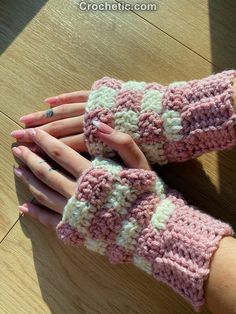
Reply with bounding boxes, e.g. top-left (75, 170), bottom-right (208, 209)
top-left (0, 0), bottom-right (235, 313)
top-left (0, 112), bottom-right (30, 240)
top-left (0, 0), bottom-right (212, 122)
top-left (125, 0), bottom-right (236, 70)
top-left (0, 215), bottom-right (210, 314)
